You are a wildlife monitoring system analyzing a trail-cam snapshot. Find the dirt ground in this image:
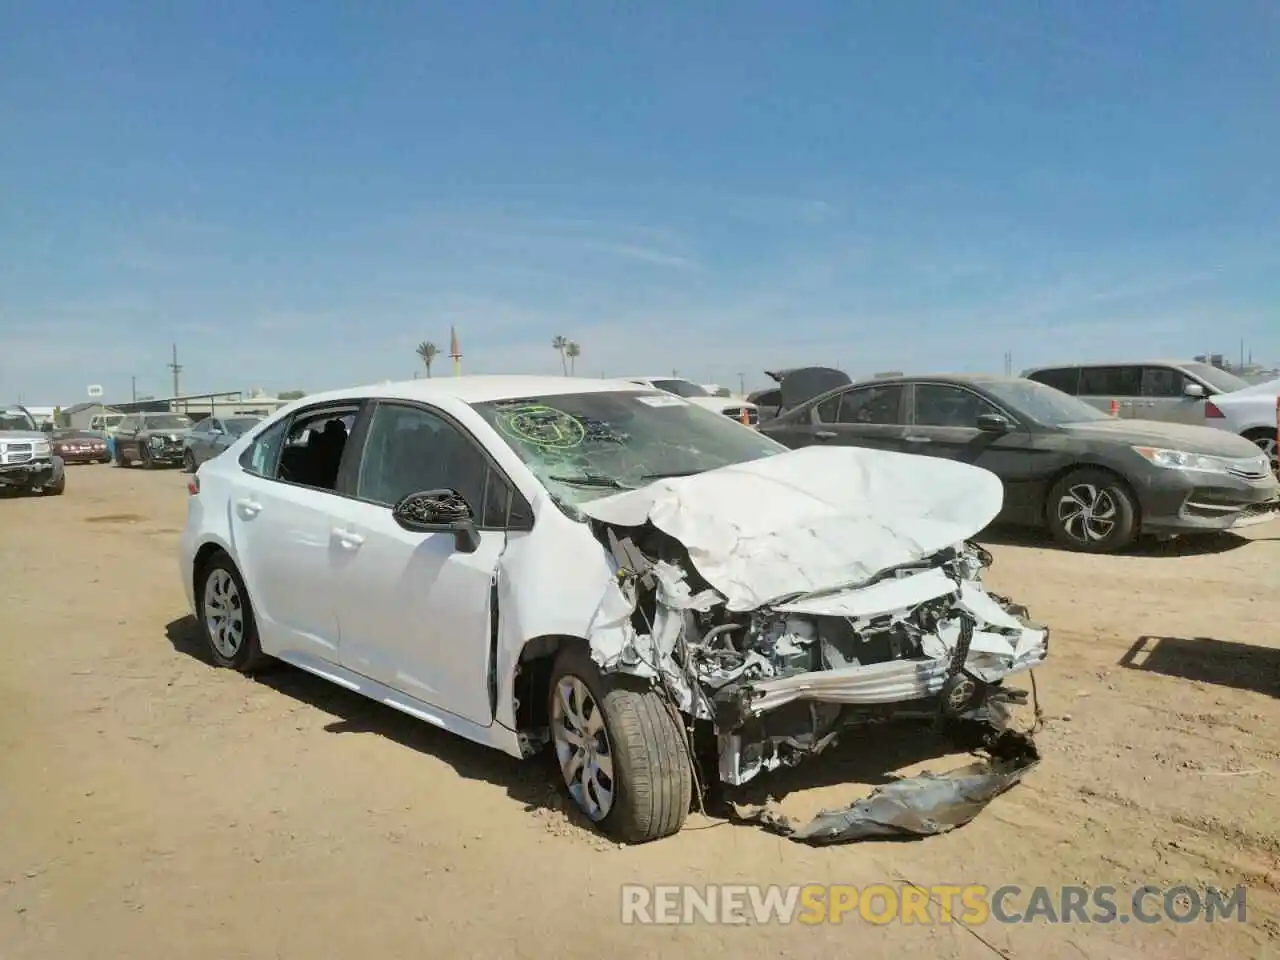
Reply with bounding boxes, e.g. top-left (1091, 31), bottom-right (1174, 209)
top-left (2, 464), bottom-right (1278, 959)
